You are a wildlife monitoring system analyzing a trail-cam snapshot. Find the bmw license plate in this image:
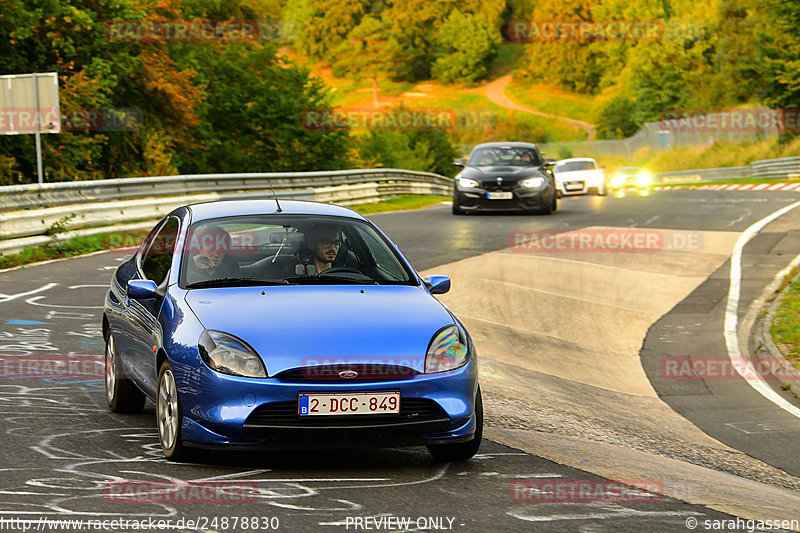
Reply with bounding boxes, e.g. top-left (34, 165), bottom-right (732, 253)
top-left (298, 392), bottom-right (400, 416)
top-left (487, 192), bottom-right (512, 200)
top-left (565, 182), bottom-right (583, 191)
